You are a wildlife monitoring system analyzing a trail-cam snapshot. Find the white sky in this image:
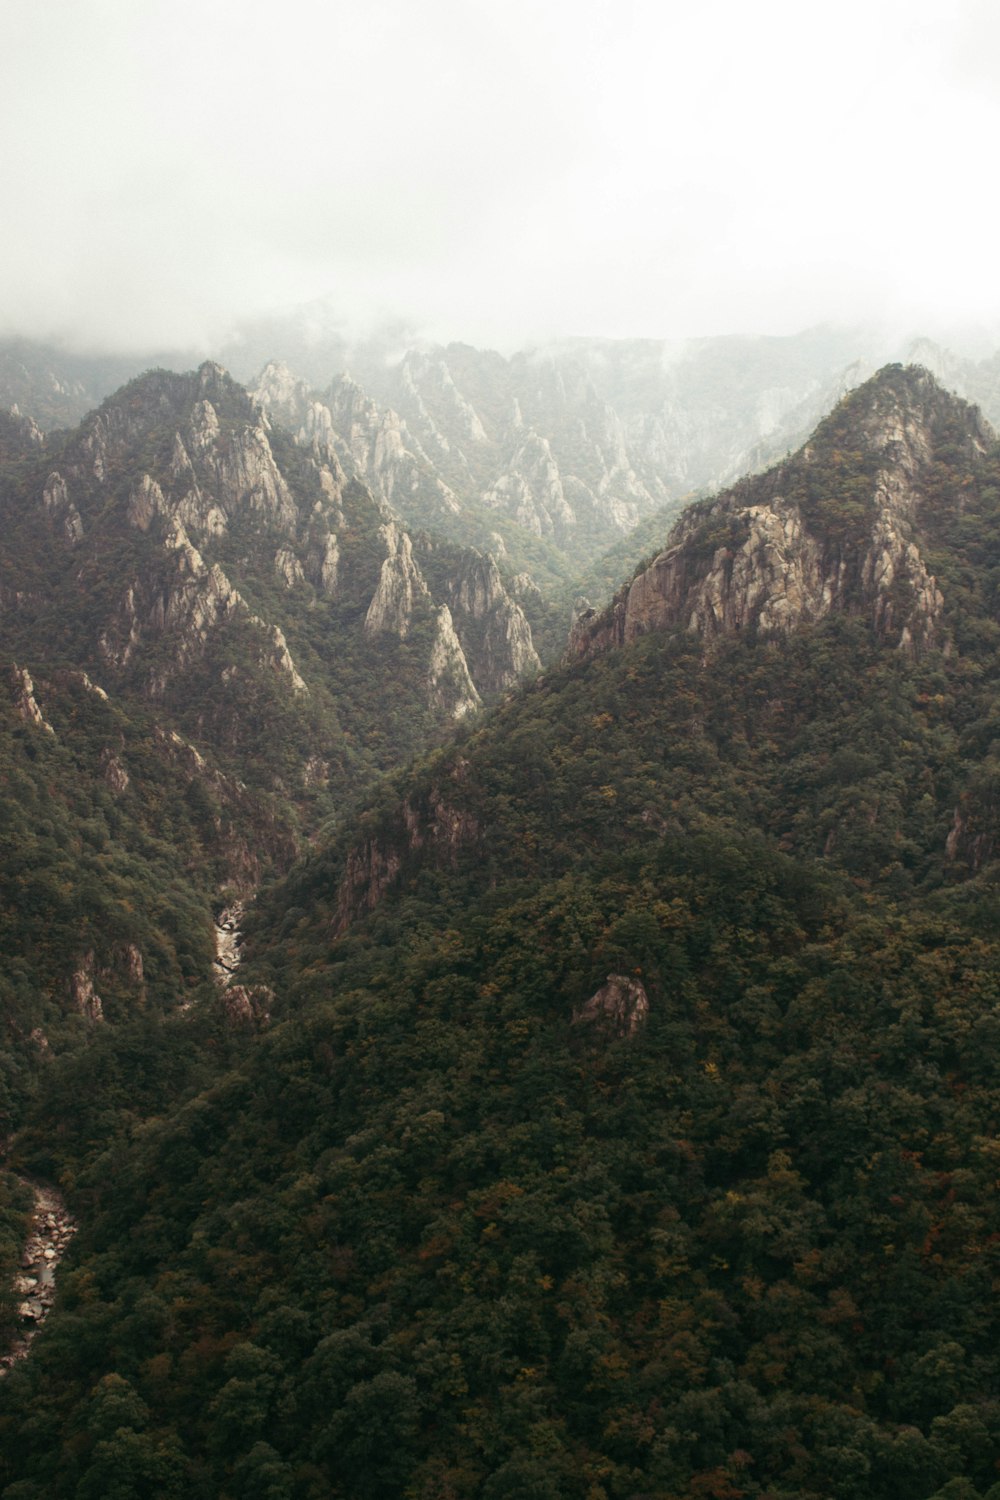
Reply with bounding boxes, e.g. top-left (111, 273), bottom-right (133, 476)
top-left (2, 0), bottom-right (1000, 352)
